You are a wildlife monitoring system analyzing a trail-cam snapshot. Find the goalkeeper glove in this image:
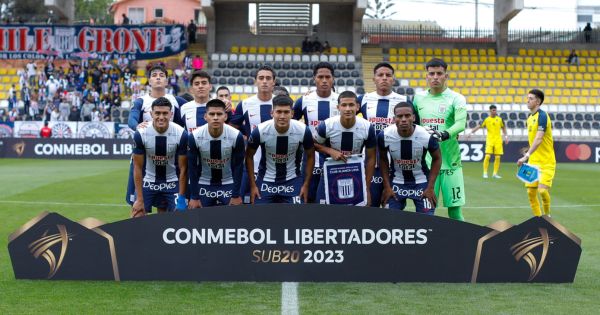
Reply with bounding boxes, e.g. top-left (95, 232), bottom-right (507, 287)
top-left (176, 194), bottom-right (187, 211)
top-left (424, 127), bottom-right (450, 142)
